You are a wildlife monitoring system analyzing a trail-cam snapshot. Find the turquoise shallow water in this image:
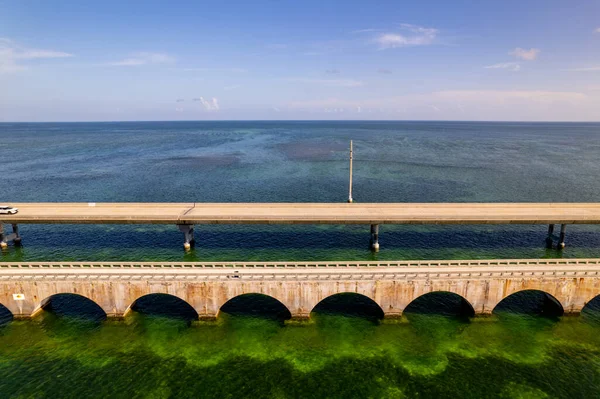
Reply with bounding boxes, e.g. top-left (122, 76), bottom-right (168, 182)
top-left (2, 121), bottom-right (600, 397)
